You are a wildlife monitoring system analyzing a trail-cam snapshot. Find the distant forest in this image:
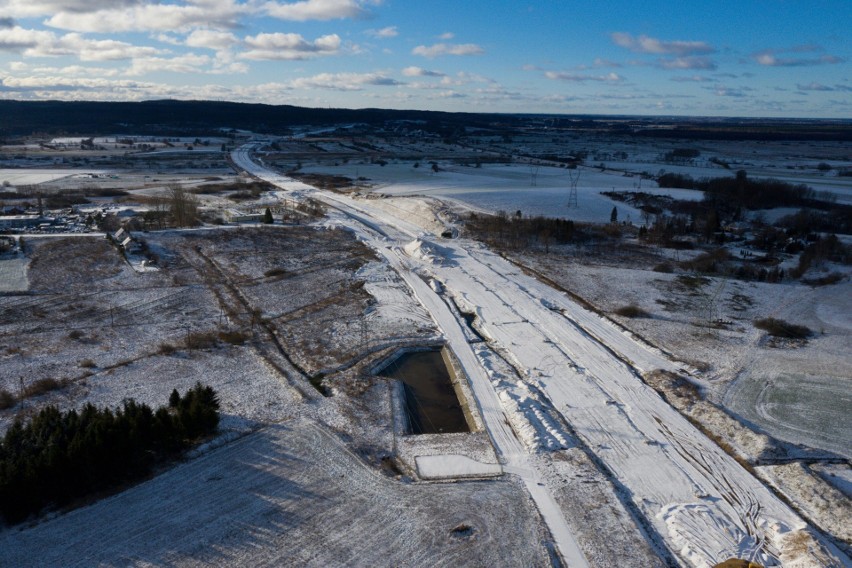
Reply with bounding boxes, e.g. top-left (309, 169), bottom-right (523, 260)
top-left (0, 99), bottom-right (850, 140)
top-left (0, 100), bottom-right (499, 137)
